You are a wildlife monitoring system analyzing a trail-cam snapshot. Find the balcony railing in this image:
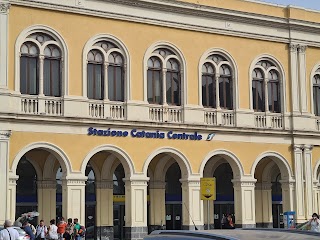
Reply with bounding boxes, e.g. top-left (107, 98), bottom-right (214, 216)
top-left (254, 112), bottom-right (283, 130)
top-left (21, 96), bottom-right (39, 114)
top-left (204, 110), bottom-right (217, 125)
top-left (110, 103), bottom-right (125, 120)
top-left (89, 101), bottom-right (104, 118)
top-left (255, 114), bottom-right (267, 128)
top-left (45, 98), bottom-right (63, 116)
top-left (149, 105), bottom-right (183, 123)
top-left (221, 111), bottom-right (235, 126)
top-left (317, 119), bottom-right (320, 131)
